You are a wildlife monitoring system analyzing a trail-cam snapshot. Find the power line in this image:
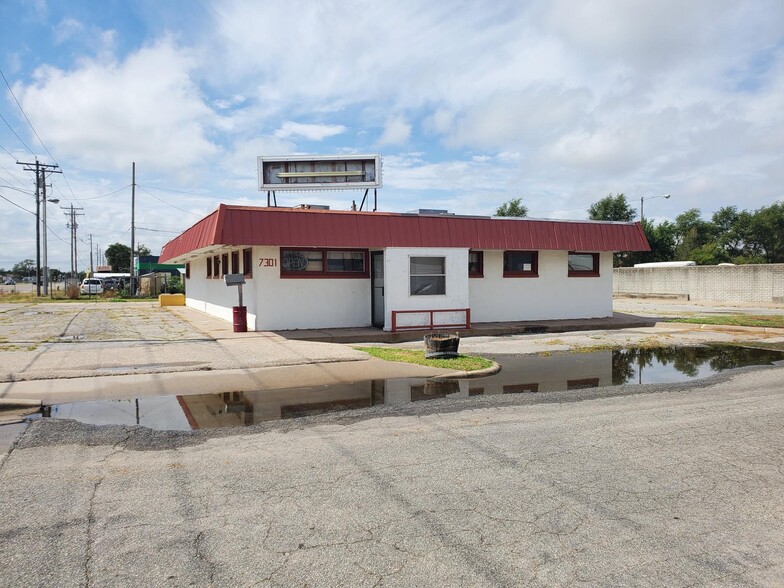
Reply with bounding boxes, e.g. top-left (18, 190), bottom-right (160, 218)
top-left (0, 192), bottom-right (35, 215)
top-left (0, 184), bottom-right (34, 194)
top-left (136, 226), bottom-right (180, 234)
top-left (0, 142), bottom-right (22, 160)
top-left (136, 184), bottom-right (217, 199)
top-left (0, 67), bottom-right (57, 164)
top-left (0, 111), bottom-right (35, 156)
top-left (79, 184), bottom-right (131, 200)
top-left (137, 185), bottom-right (203, 217)
top-left (0, 161), bottom-right (32, 188)
top-left (0, 69), bottom-right (86, 213)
